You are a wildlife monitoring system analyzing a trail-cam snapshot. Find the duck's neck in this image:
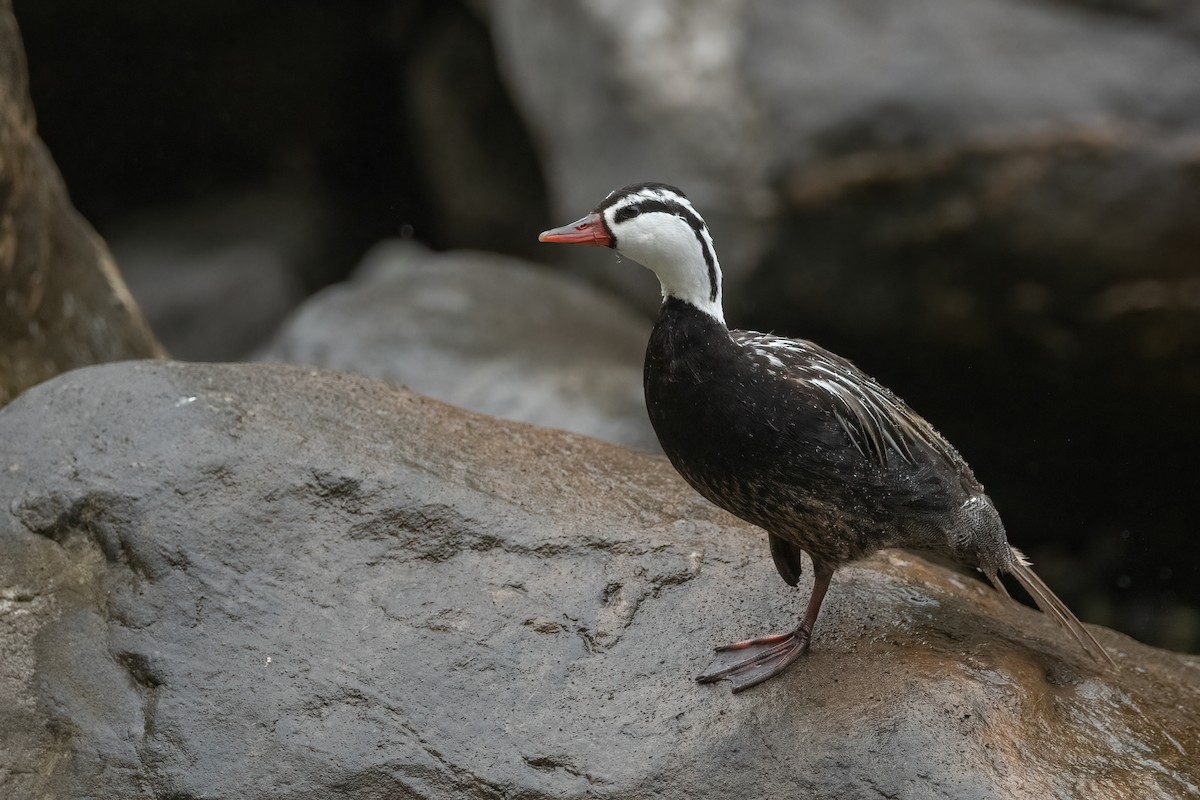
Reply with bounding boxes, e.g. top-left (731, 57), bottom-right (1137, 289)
top-left (655, 295), bottom-right (729, 335)
top-left (651, 256), bottom-right (725, 326)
